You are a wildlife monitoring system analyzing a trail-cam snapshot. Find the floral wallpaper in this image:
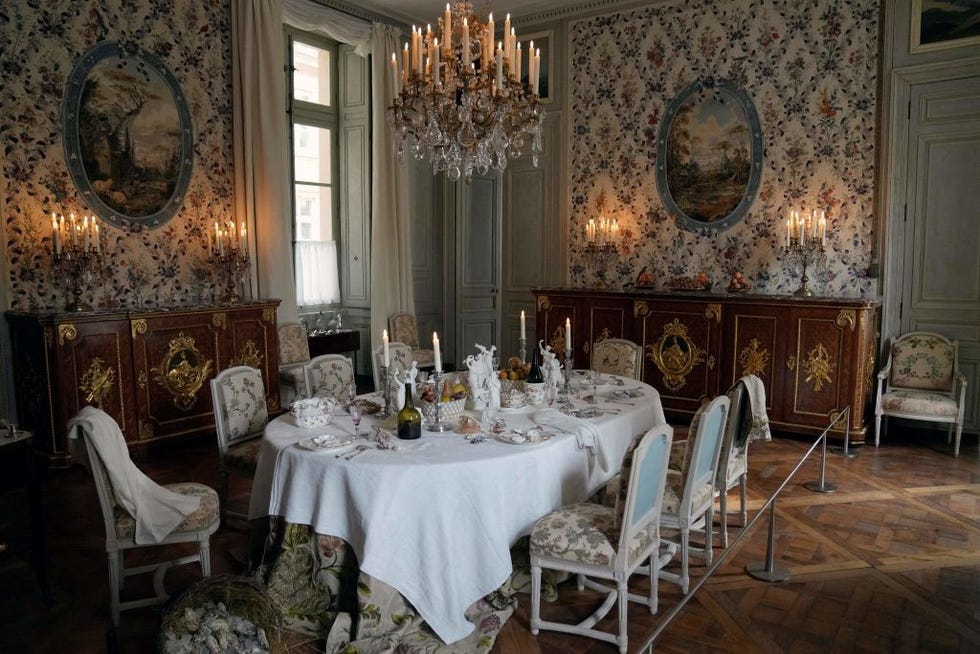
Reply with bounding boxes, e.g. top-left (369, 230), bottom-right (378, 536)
top-left (1, 0), bottom-right (232, 311)
top-left (568, 0), bottom-right (880, 297)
